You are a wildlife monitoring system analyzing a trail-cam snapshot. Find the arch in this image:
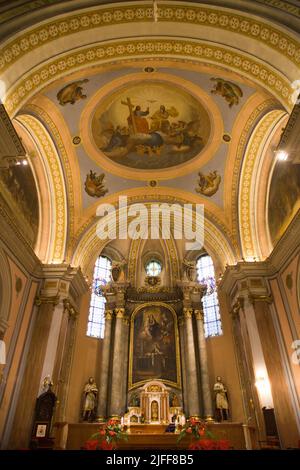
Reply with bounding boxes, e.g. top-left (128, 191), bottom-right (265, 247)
top-left (15, 114), bottom-right (68, 263)
top-left (71, 193), bottom-right (237, 275)
top-left (238, 109), bottom-right (287, 260)
top-left (1, 2), bottom-right (299, 115)
top-left (0, 248), bottom-right (12, 337)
